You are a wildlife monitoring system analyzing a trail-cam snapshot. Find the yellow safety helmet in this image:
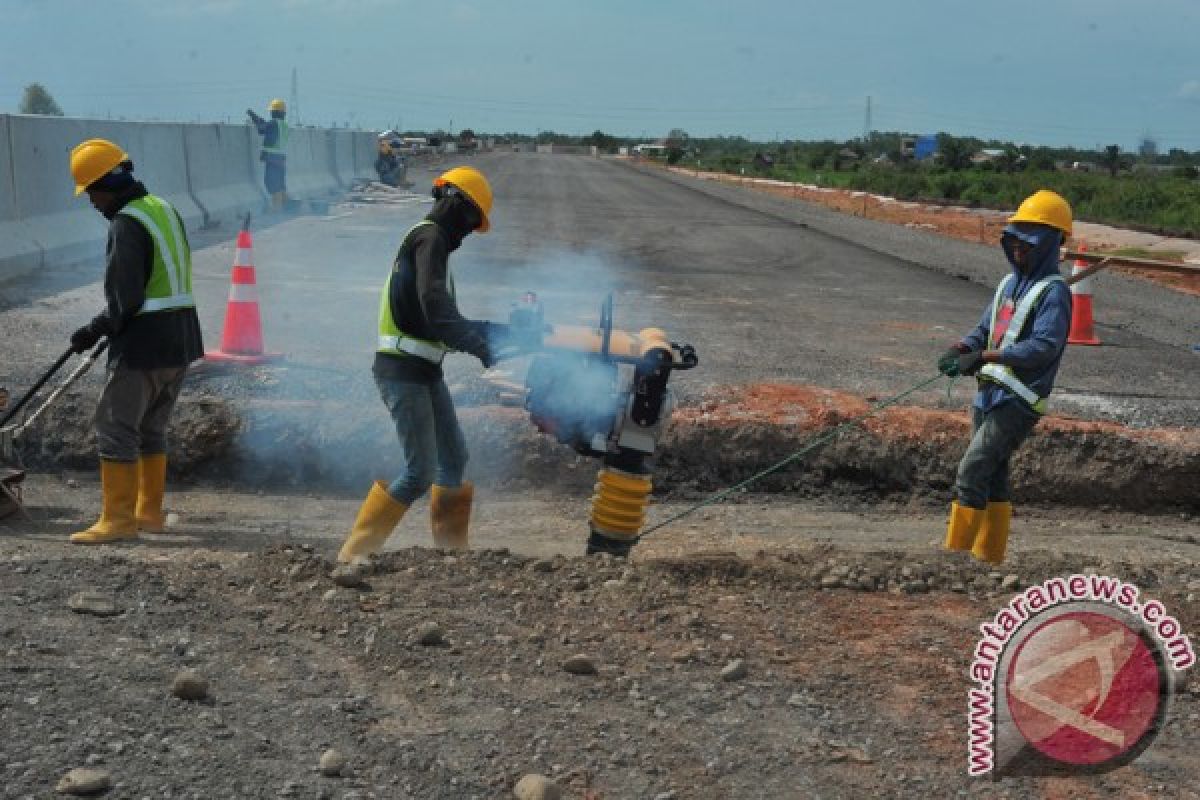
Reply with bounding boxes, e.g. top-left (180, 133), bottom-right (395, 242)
top-left (433, 166), bottom-right (493, 232)
top-left (268, 98), bottom-right (287, 113)
top-left (1008, 189), bottom-right (1072, 238)
top-left (69, 138), bottom-right (129, 196)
